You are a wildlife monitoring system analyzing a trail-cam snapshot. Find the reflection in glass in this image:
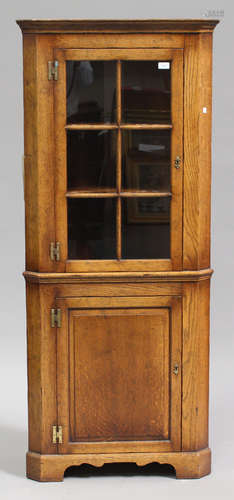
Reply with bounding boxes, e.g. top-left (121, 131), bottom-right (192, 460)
top-left (67, 130), bottom-right (116, 191)
top-left (122, 130), bottom-right (171, 191)
top-left (122, 197), bottom-right (170, 259)
top-left (122, 61), bottom-right (171, 123)
top-left (68, 198), bottom-right (116, 259)
top-left (66, 61), bottom-right (116, 123)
